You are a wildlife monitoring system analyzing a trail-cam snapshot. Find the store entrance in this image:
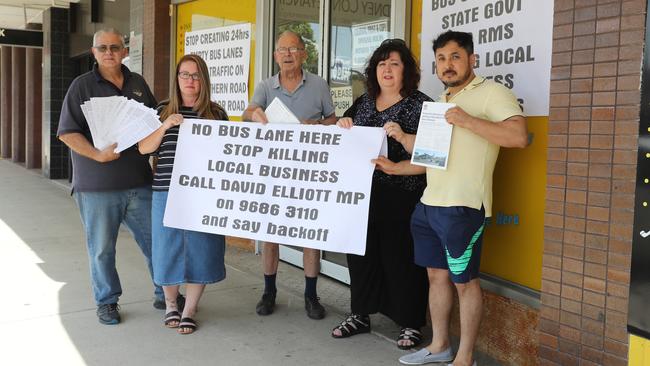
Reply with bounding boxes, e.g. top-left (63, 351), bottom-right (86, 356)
top-left (272, 0), bottom-right (393, 283)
